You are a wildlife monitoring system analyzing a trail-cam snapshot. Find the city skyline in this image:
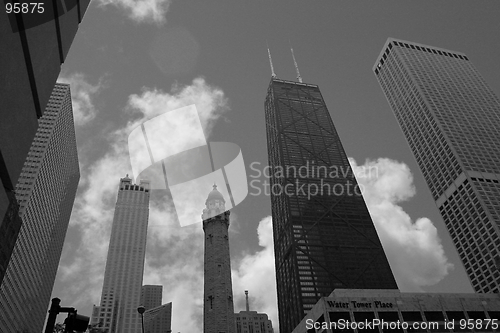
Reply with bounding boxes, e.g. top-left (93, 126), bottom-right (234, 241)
top-left (38, 2), bottom-right (500, 332)
top-left (0, 83), bottom-right (80, 332)
top-left (264, 77), bottom-right (398, 332)
top-left (374, 38), bottom-right (500, 293)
